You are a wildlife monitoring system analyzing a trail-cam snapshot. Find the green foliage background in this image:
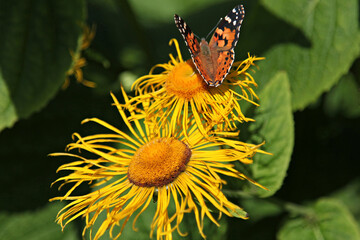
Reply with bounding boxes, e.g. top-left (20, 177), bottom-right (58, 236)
top-left (0, 0), bottom-right (359, 239)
